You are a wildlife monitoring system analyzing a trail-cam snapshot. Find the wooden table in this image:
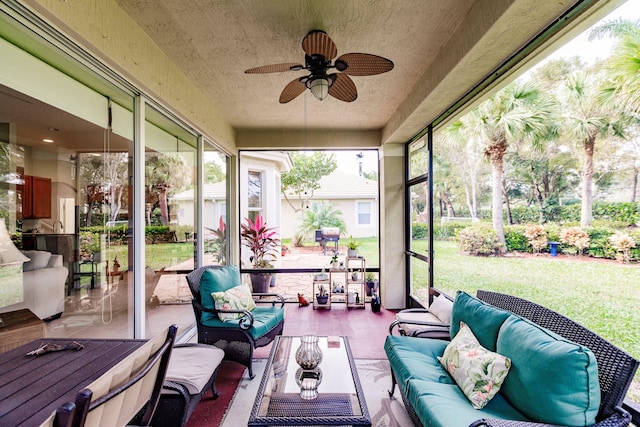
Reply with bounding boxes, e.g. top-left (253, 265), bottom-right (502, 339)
top-left (0, 338), bottom-right (145, 426)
